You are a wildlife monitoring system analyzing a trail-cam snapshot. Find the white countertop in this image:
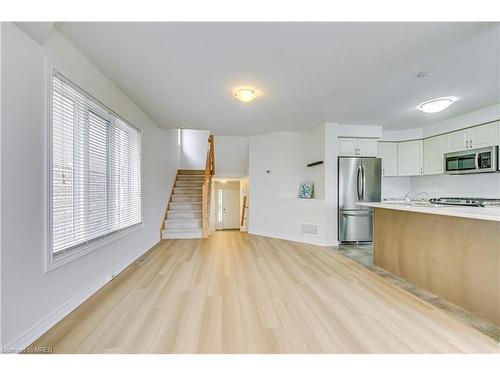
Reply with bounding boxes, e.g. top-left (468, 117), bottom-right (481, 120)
top-left (357, 201), bottom-right (500, 222)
